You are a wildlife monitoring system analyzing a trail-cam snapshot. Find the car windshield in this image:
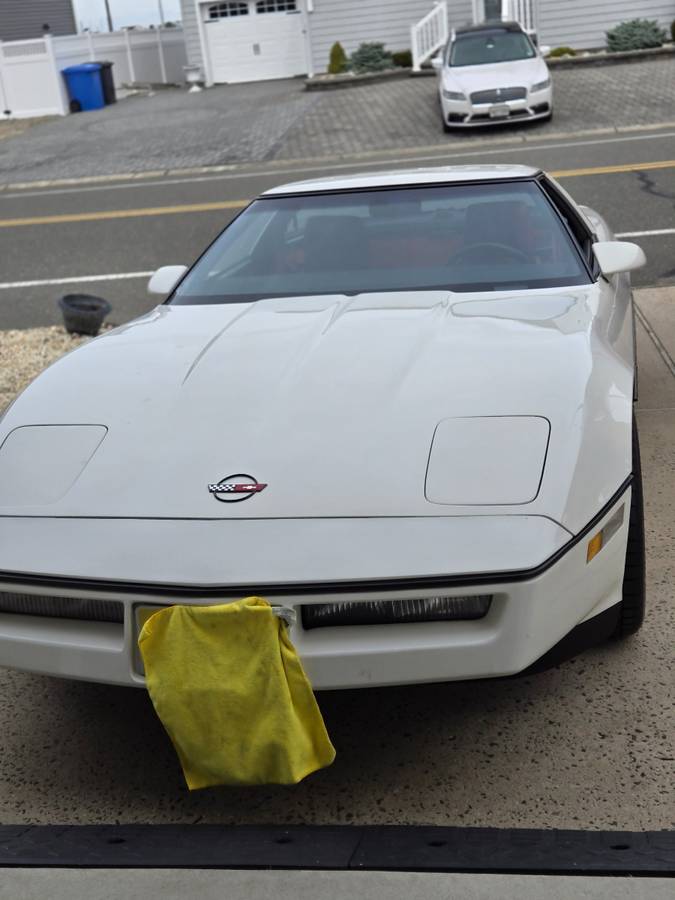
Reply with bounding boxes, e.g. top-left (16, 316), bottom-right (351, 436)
top-left (450, 31), bottom-right (536, 66)
top-left (170, 181), bottom-right (590, 305)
